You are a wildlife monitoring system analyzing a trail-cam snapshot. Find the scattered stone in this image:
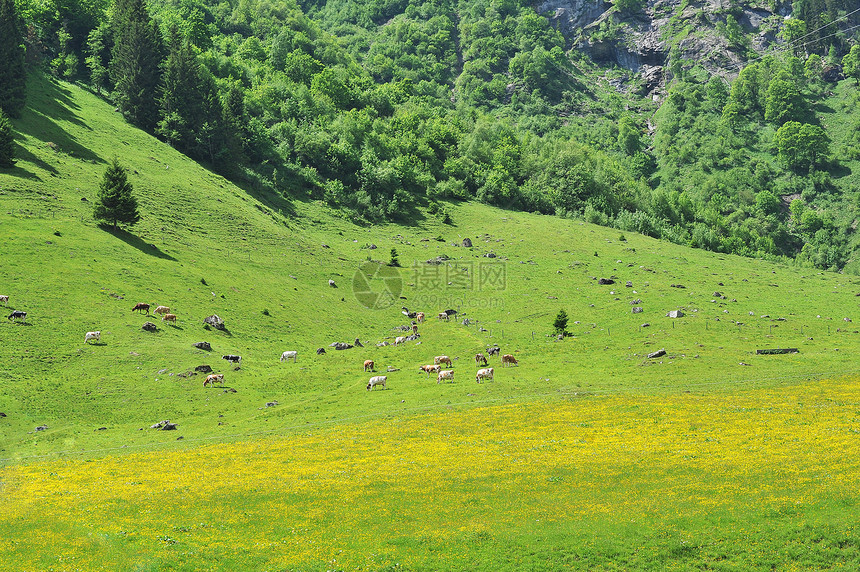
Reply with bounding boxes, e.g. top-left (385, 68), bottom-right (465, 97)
top-left (204, 314), bottom-right (225, 330)
top-left (35, 425), bottom-right (48, 432)
top-left (739, 362), bottom-right (751, 366)
top-left (666, 310), bottom-right (684, 318)
top-left (713, 291), bottom-right (722, 297)
top-left (641, 323), bottom-right (650, 328)
top-left (376, 341), bottom-right (389, 347)
top-left (626, 281), bottom-right (633, 287)
top-left (96, 427), bottom-right (107, 431)
top-left (354, 338), bottom-right (364, 347)
top-left (598, 278), bottom-right (615, 285)
top-left (0, 412), bottom-right (6, 417)
top-left (387, 366), bottom-right (400, 372)
top-left (484, 252), bottom-right (496, 258)
top-left (332, 342), bottom-right (353, 350)
top-left (224, 388), bottom-right (237, 393)
top-left (195, 365), bottom-right (212, 373)
top-left (670, 284), bottom-right (686, 288)
top-left (192, 342), bottom-right (212, 351)
top-left (328, 279), bottom-right (337, 288)
top-left (150, 420), bottom-right (177, 430)
top-left (631, 299), bottom-right (641, 304)
top-left (265, 401), bottom-right (278, 408)
top-left (756, 348), bottom-right (800, 355)
top-left (462, 237), bottom-right (472, 247)
top-left (632, 307), bottom-right (643, 314)
top-left (142, 321), bottom-right (157, 332)
top-left (844, 317), bottom-right (853, 322)
top-left (316, 347), bottom-right (326, 355)
top-left (647, 349), bottom-right (666, 359)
